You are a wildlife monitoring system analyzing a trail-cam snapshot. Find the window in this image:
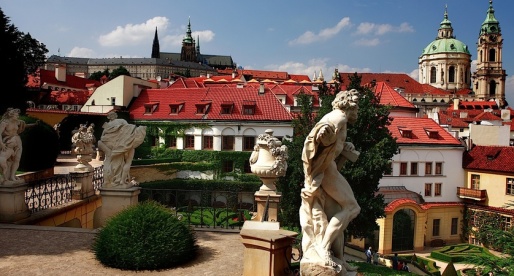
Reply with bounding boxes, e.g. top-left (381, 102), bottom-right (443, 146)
top-left (220, 102), bottom-right (234, 114)
top-left (170, 106), bottom-right (178, 114)
top-left (222, 160), bottom-right (234, 173)
top-left (222, 135), bottom-right (235, 150)
top-left (168, 136), bottom-right (177, 148)
top-left (203, 136), bottom-right (213, 150)
top-left (400, 162), bottom-right (408, 175)
top-left (185, 135), bottom-right (195, 149)
top-left (169, 102), bottom-right (184, 114)
top-left (144, 103), bottom-right (158, 114)
top-left (145, 106), bottom-right (152, 114)
top-left (449, 66), bottom-right (455, 83)
top-left (435, 162), bottom-right (443, 175)
top-left (196, 106), bottom-right (206, 114)
top-left (425, 162), bottom-right (433, 175)
top-left (433, 219), bottom-right (441, 236)
top-left (425, 183), bottom-right (432, 196)
top-left (243, 136), bottom-right (255, 151)
top-left (111, 97), bottom-right (116, 105)
top-left (430, 67), bottom-right (437, 83)
top-left (471, 174), bottom-right (480, 190)
top-left (501, 216), bottom-right (512, 231)
top-left (435, 183), bottom-right (442, 196)
top-left (507, 178), bottom-right (514, 195)
top-left (489, 48), bottom-right (496, 62)
top-left (243, 106), bottom-right (255, 115)
top-left (410, 162), bottom-right (418, 175)
top-left (451, 218), bottom-right (459, 235)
